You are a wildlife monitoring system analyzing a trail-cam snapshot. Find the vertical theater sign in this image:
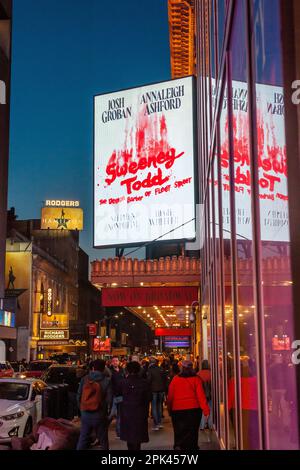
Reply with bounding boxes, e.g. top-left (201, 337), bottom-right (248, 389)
top-left (94, 77), bottom-right (196, 248)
